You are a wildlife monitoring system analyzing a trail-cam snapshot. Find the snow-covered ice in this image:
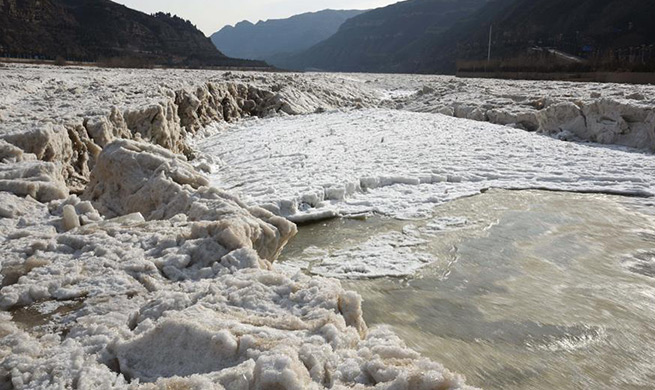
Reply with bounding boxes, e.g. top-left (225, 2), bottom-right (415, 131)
top-left (198, 108), bottom-right (654, 279)
top-left (369, 74), bottom-right (655, 151)
top-left (200, 109), bottom-right (655, 222)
